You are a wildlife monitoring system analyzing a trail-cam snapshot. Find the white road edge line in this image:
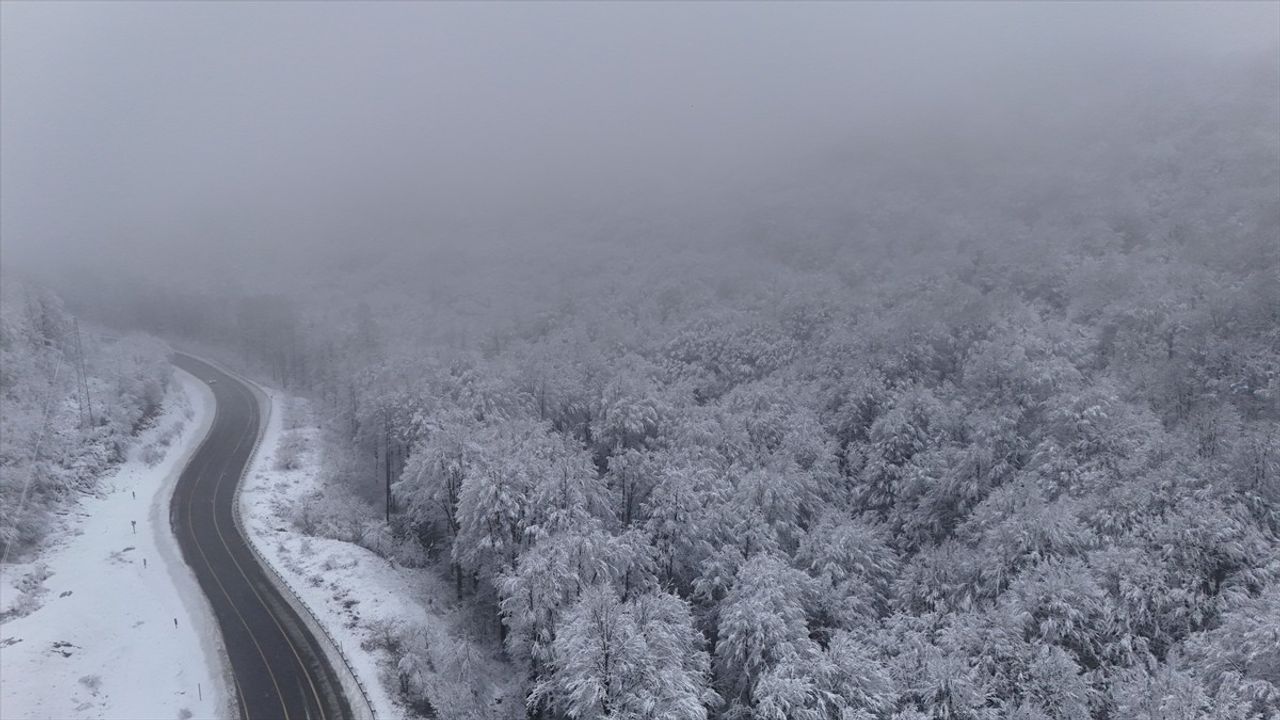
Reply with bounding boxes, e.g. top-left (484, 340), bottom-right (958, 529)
top-left (181, 352), bottom-right (378, 720)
